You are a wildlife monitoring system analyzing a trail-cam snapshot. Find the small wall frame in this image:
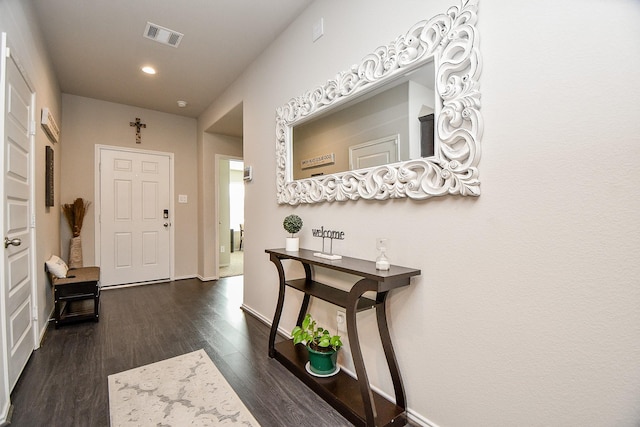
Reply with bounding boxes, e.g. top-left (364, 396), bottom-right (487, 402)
top-left (45, 146), bottom-right (54, 206)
